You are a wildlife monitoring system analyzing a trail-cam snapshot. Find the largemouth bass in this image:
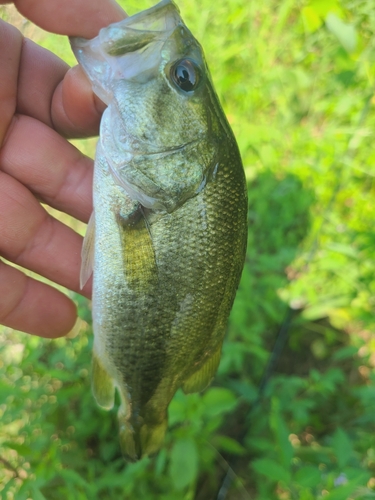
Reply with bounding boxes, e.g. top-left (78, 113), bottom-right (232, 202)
top-left (71, 0), bottom-right (247, 461)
